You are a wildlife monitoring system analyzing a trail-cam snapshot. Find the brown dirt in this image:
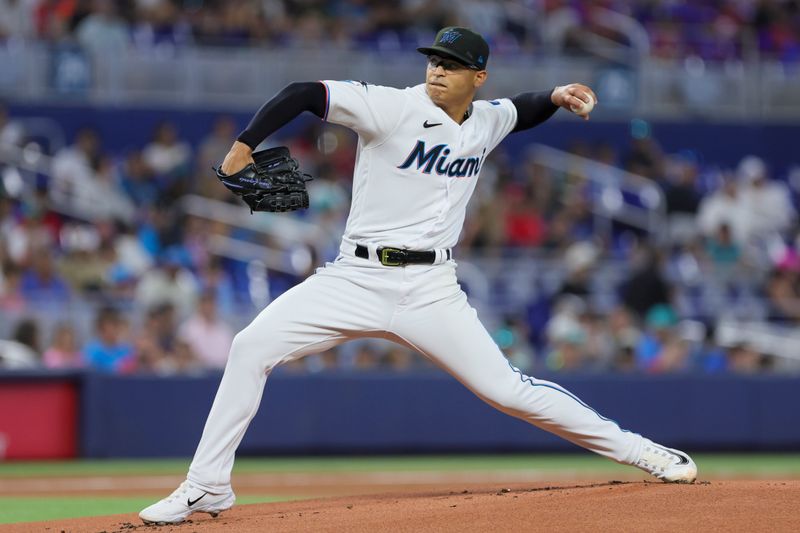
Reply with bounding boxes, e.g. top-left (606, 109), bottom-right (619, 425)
top-left (3, 480), bottom-right (798, 533)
